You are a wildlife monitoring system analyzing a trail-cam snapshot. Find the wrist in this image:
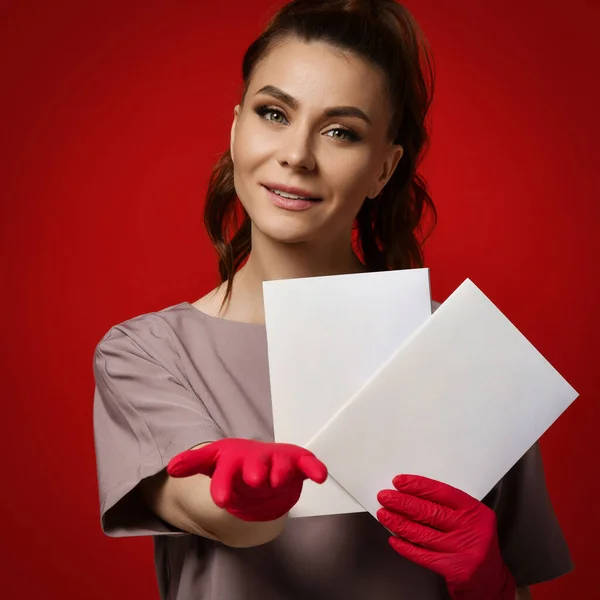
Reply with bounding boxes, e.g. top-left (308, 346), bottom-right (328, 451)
top-left (448, 563), bottom-right (516, 600)
top-left (498, 566), bottom-right (517, 600)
